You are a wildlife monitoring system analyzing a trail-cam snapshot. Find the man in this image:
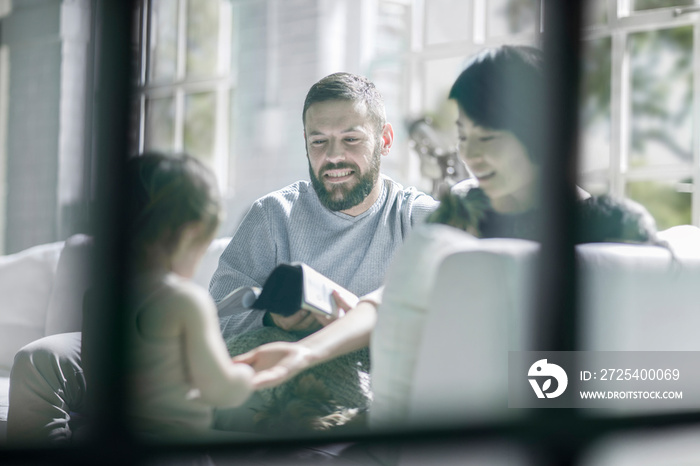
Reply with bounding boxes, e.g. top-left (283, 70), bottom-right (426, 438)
top-left (211, 72), bottom-right (438, 339)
